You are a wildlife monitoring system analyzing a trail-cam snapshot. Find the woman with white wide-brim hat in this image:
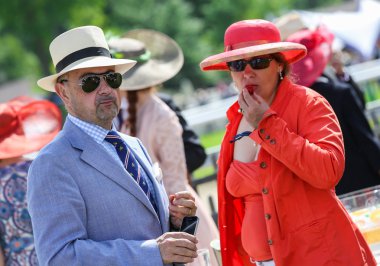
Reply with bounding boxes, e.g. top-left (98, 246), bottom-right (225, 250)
top-left (109, 29), bottom-right (220, 266)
